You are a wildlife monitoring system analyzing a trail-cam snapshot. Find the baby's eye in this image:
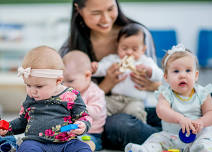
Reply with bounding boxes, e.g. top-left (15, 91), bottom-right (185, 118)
top-left (174, 70), bottom-right (179, 73)
top-left (122, 47), bottom-right (127, 51)
top-left (26, 84), bottom-right (31, 87)
top-left (68, 80), bottom-right (74, 83)
top-left (186, 69), bottom-right (191, 72)
top-left (36, 86), bottom-right (43, 89)
top-left (133, 48), bottom-right (138, 51)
